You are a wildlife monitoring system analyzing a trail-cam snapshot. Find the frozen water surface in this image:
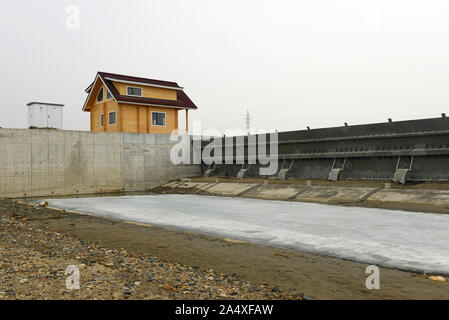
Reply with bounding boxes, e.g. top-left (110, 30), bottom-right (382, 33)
top-left (45, 194), bottom-right (449, 274)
